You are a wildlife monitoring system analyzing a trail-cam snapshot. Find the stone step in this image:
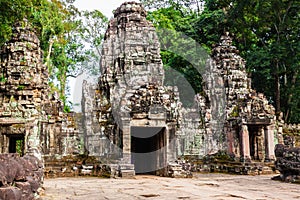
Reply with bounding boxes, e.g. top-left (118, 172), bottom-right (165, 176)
top-left (120, 170), bottom-right (135, 178)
